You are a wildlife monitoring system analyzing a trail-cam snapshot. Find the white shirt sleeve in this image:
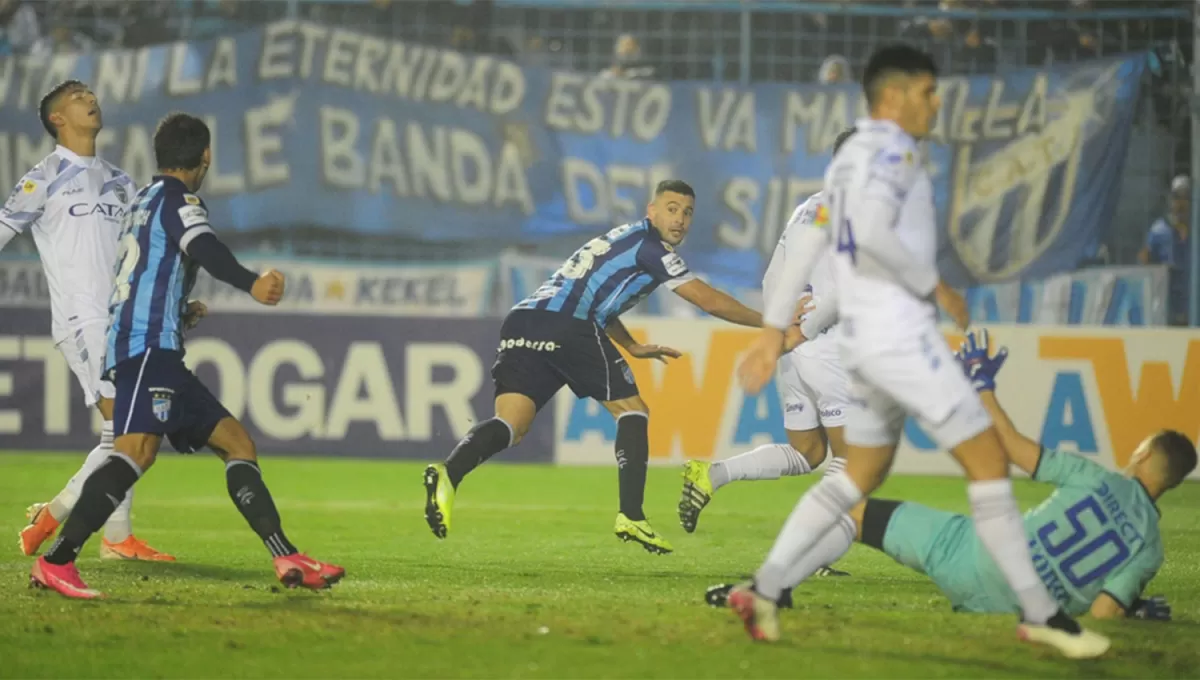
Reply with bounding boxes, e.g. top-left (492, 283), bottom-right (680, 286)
top-left (843, 139), bottom-right (938, 297)
top-left (763, 205), bottom-right (831, 330)
top-left (0, 174), bottom-right (47, 245)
